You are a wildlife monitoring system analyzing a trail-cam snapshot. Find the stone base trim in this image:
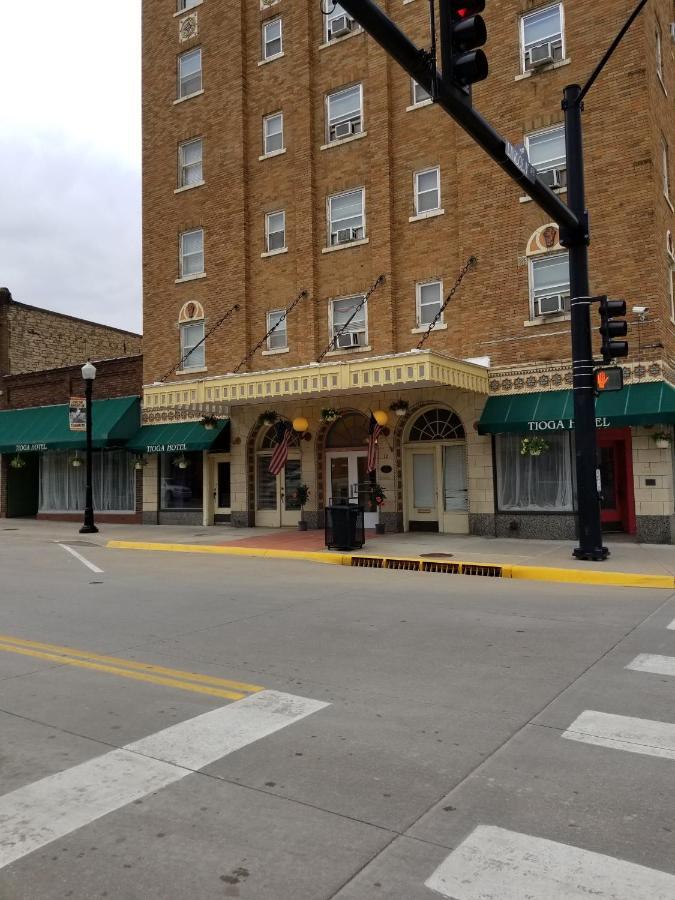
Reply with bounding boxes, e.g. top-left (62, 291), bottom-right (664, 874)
top-left (636, 515), bottom-right (674, 545)
top-left (157, 510), bottom-right (203, 526)
top-left (495, 512), bottom-right (578, 540)
top-left (469, 513), bottom-right (496, 537)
